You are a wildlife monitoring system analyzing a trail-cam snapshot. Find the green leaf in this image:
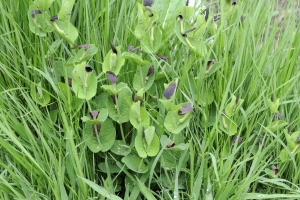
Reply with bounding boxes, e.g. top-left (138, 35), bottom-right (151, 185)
top-left (81, 108), bottom-right (109, 124)
top-left (161, 144), bottom-right (189, 169)
top-left (164, 106), bottom-right (193, 134)
top-left (122, 52), bottom-right (151, 65)
top-left (179, 6), bottom-right (195, 20)
top-left (33, 0), bottom-right (54, 10)
top-left (98, 162), bottom-right (121, 174)
top-left (58, 0), bottom-right (75, 20)
top-left (130, 102), bottom-right (150, 129)
top-left (121, 155), bottom-right (149, 173)
top-left (93, 93), bottom-right (109, 109)
top-left (141, 25), bottom-right (162, 54)
top-left (221, 114), bottom-right (237, 136)
top-left (78, 177), bottom-right (122, 200)
top-left (265, 120), bottom-right (288, 132)
top-left (152, 0), bottom-right (185, 36)
top-left (45, 39), bottom-right (62, 58)
top-left (57, 82), bottom-right (71, 99)
top-left (30, 82), bottom-right (51, 106)
top-left (135, 125), bottom-right (160, 158)
top-left (72, 62), bottom-right (97, 100)
top-left (266, 98), bottom-right (280, 113)
top-left (67, 44), bottom-right (98, 65)
top-left (101, 82), bottom-right (130, 95)
top-left (225, 94), bottom-right (244, 117)
top-left (133, 66), bottom-right (155, 92)
top-left (102, 46), bottom-right (125, 75)
top-left (28, 6), bottom-right (54, 37)
top-left (84, 118), bottom-right (116, 153)
top-left (134, 3), bottom-right (159, 39)
top-left (110, 140), bottom-right (131, 156)
top-left (106, 88), bottom-right (133, 123)
top-left (174, 19), bottom-right (207, 57)
top-left (196, 86), bottom-right (214, 106)
top-left (52, 19), bottom-right (78, 45)
top-left (194, 14), bottom-right (208, 38)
